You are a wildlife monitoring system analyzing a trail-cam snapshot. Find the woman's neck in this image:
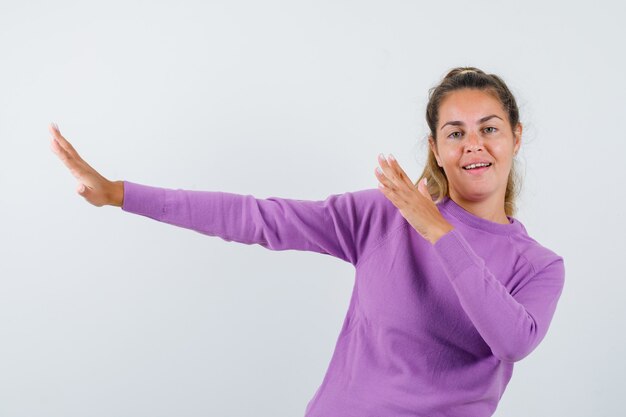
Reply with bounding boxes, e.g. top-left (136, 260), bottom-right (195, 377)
top-left (449, 193), bottom-right (510, 224)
